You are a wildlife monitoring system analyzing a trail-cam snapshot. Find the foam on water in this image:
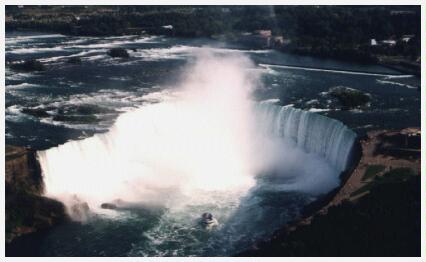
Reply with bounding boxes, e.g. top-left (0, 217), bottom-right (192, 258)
top-left (259, 63), bottom-right (405, 77)
top-left (6, 83), bottom-right (42, 89)
top-left (39, 49), bottom-right (108, 63)
top-left (5, 34), bottom-right (66, 45)
top-left (71, 36), bottom-right (159, 49)
top-left (7, 46), bottom-right (68, 54)
top-left (376, 79), bottom-right (417, 89)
